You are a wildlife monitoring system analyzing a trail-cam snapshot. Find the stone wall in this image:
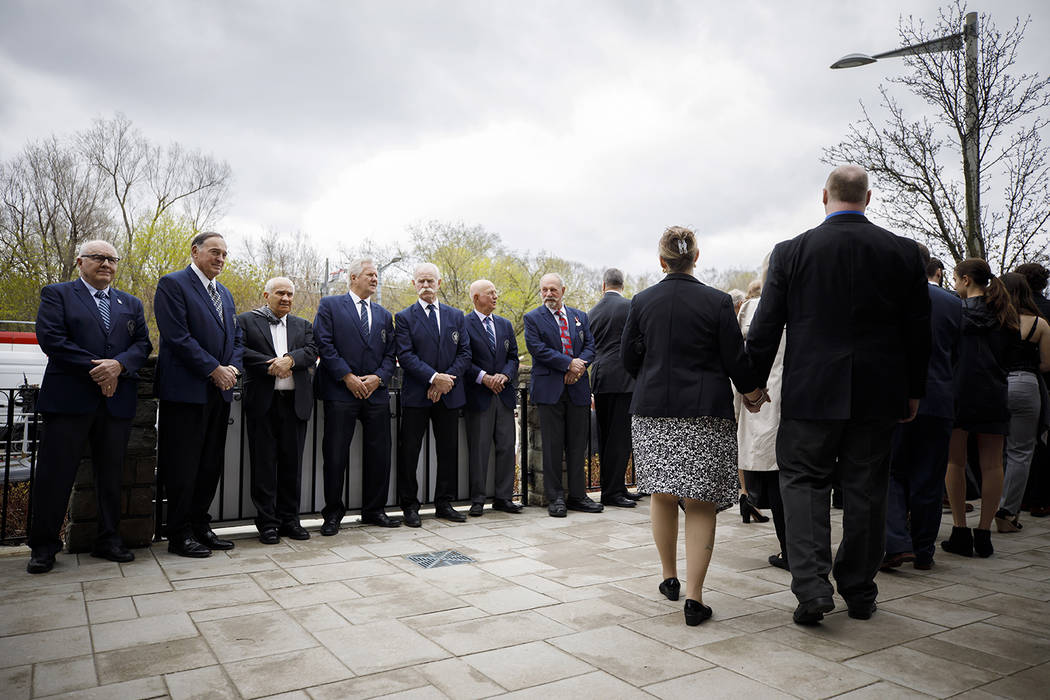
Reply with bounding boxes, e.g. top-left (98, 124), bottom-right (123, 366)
top-left (65, 358), bottom-right (157, 552)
